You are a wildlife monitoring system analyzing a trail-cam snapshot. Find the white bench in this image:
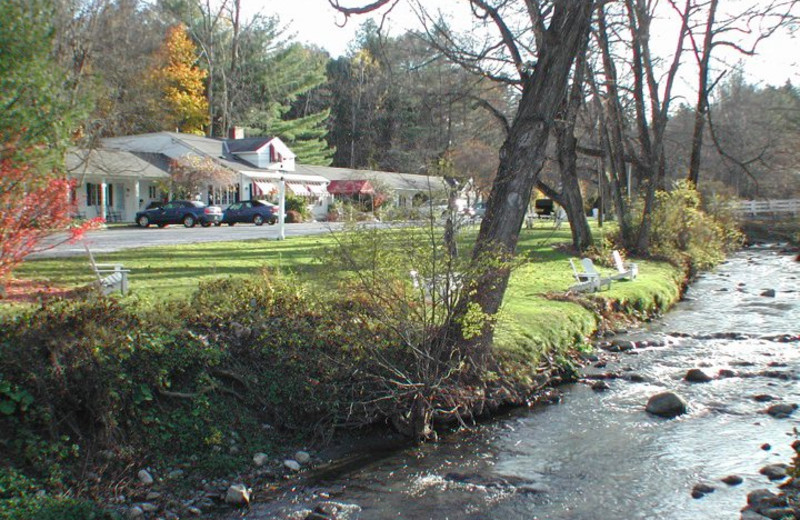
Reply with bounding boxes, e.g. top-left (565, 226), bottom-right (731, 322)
top-left (85, 244), bottom-right (130, 295)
